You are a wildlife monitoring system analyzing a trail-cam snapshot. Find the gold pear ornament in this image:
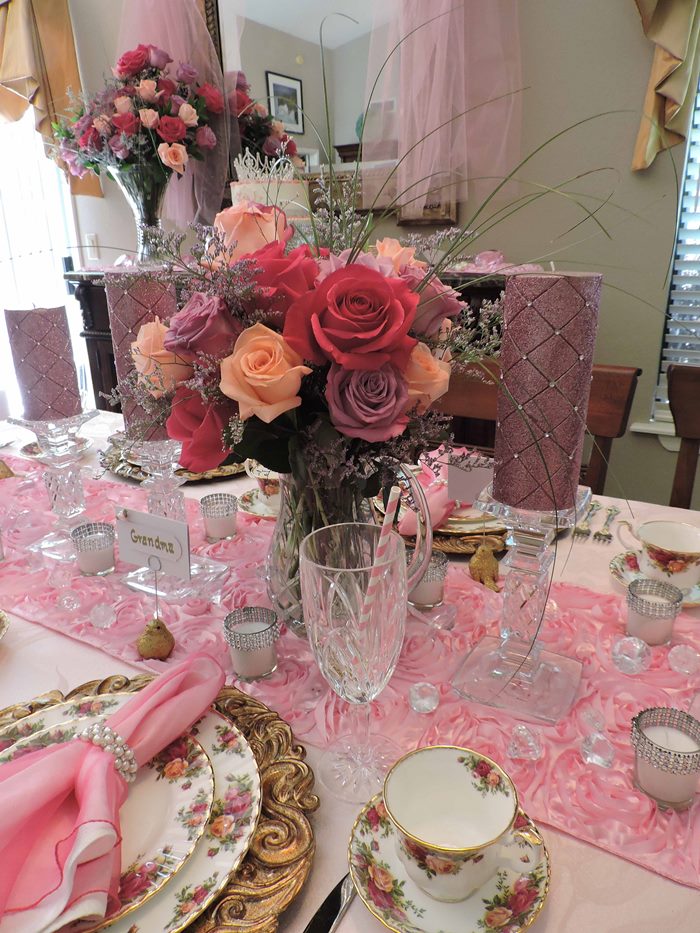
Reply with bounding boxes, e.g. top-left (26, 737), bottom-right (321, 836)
top-left (469, 543), bottom-right (501, 592)
top-left (136, 616), bottom-right (175, 660)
